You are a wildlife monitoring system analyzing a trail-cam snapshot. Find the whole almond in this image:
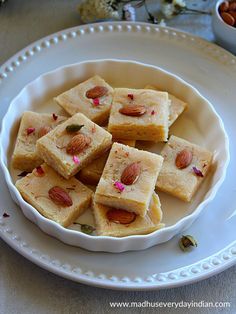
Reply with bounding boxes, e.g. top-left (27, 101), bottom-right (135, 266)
top-left (66, 133), bottom-right (91, 155)
top-left (119, 105), bottom-right (146, 117)
top-left (86, 86), bottom-right (108, 99)
top-left (48, 186), bottom-right (73, 207)
top-left (38, 126), bottom-right (52, 138)
top-left (106, 209), bottom-right (136, 224)
top-left (121, 162), bottom-right (141, 185)
top-left (219, 1), bottom-right (229, 12)
top-left (175, 149), bottom-right (193, 169)
top-left (221, 12), bottom-right (235, 26)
